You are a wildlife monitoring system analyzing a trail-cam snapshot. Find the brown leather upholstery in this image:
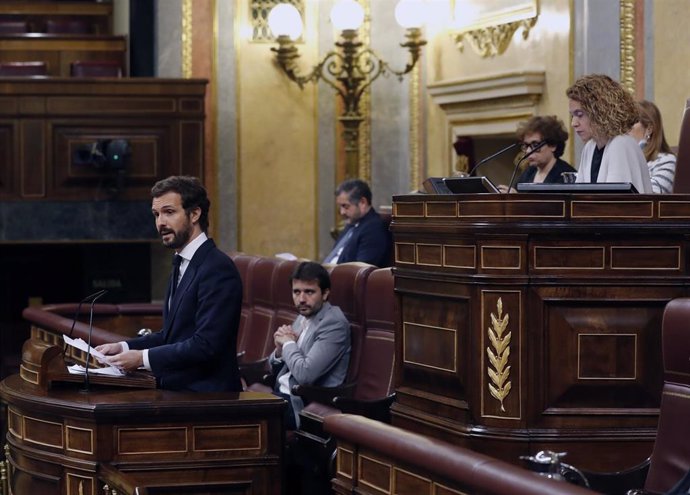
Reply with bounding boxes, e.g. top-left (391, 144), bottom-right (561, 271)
top-left (324, 414), bottom-right (598, 495)
top-left (273, 259), bottom-right (300, 328)
top-left (228, 253), bottom-right (260, 359)
top-left (642, 297), bottom-right (690, 493)
top-left (327, 262), bottom-right (376, 384)
top-left (70, 60), bottom-right (123, 78)
top-left (45, 18), bottom-right (89, 34)
top-left (673, 99), bottom-right (690, 193)
top-left (241, 256), bottom-right (281, 363)
top-left (0, 61), bottom-right (47, 77)
top-left (352, 267), bottom-right (395, 401)
top-left (0, 20), bottom-right (28, 34)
